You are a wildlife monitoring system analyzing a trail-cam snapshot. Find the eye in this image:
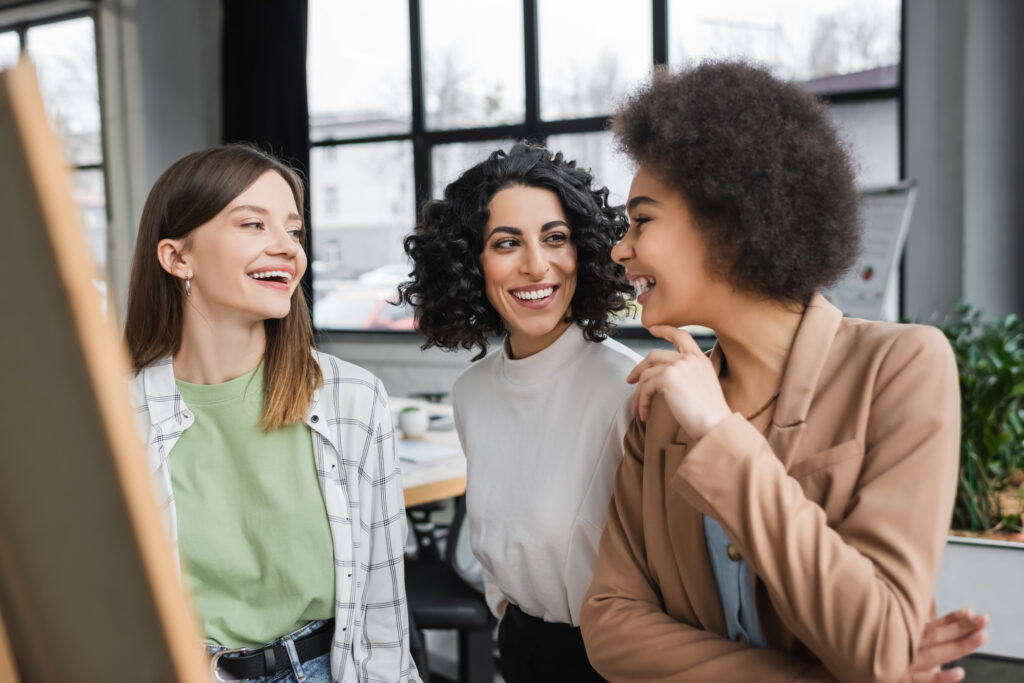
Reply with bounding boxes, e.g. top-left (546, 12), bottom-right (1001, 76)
top-left (241, 220), bottom-right (263, 230)
top-left (629, 216), bottom-right (651, 231)
top-left (288, 227), bottom-right (304, 239)
top-left (494, 237), bottom-right (518, 249)
top-left (545, 232), bottom-right (569, 244)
